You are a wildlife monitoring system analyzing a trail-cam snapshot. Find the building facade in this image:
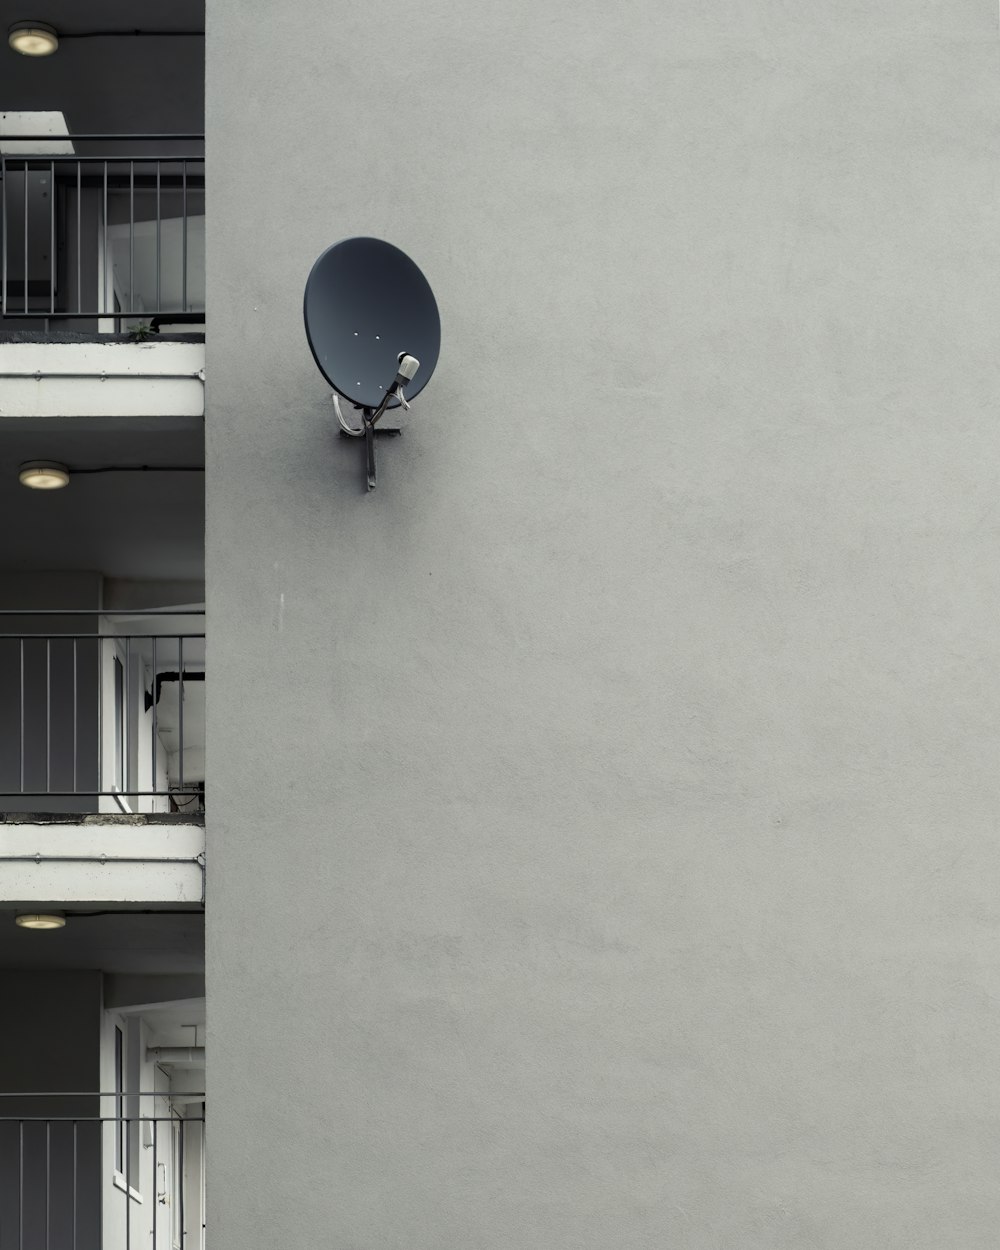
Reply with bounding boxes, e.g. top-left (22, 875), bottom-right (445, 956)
top-left (204, 2), bottom-right (1000, 1247)
top-left (2, 0), bottom-right (1000, 1247)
